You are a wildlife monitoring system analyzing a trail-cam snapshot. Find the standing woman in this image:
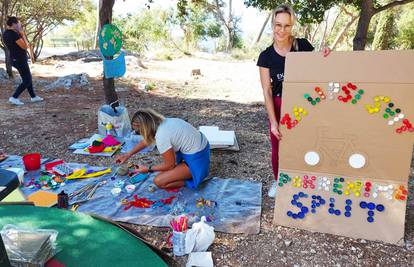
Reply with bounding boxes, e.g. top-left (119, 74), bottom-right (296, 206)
top-left (3, 16), bottom-right (43, 106)
top-left (115, 109), bottom-right (210, 189)
top-left (257, 4), bottom-right (330, 197)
